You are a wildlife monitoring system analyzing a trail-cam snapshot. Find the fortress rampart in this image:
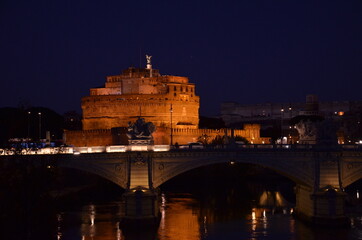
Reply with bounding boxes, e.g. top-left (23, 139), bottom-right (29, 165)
top-left (65, 124), bottom-right (268, 146)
